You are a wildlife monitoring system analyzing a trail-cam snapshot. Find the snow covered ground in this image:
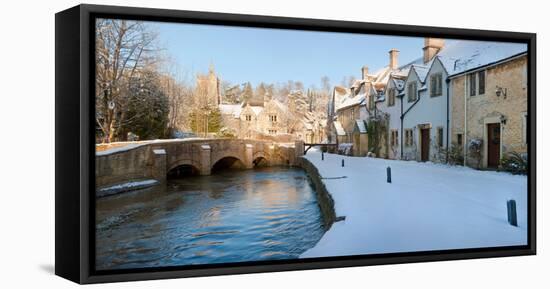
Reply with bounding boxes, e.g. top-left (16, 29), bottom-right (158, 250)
top-left (301, 150), bottom-right (528, 258)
